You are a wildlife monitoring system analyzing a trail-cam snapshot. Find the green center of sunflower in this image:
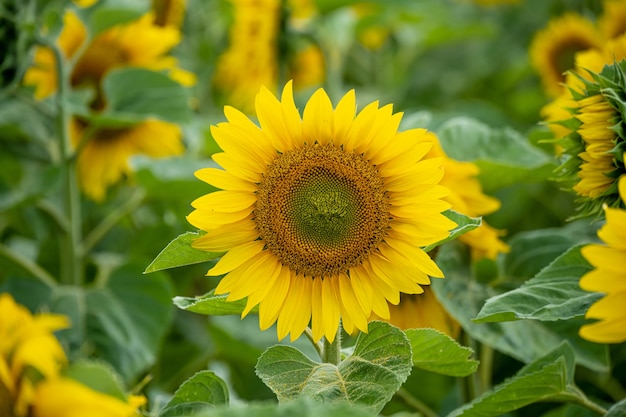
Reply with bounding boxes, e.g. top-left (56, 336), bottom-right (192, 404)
top-left (255, 143), bottom-right (390, 278)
